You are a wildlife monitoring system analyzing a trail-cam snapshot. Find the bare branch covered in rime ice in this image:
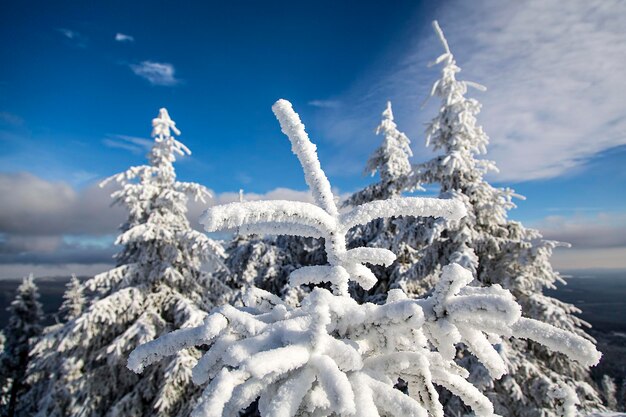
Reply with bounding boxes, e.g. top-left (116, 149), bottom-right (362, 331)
top-left (128, 99), bottom-right (601, 417)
